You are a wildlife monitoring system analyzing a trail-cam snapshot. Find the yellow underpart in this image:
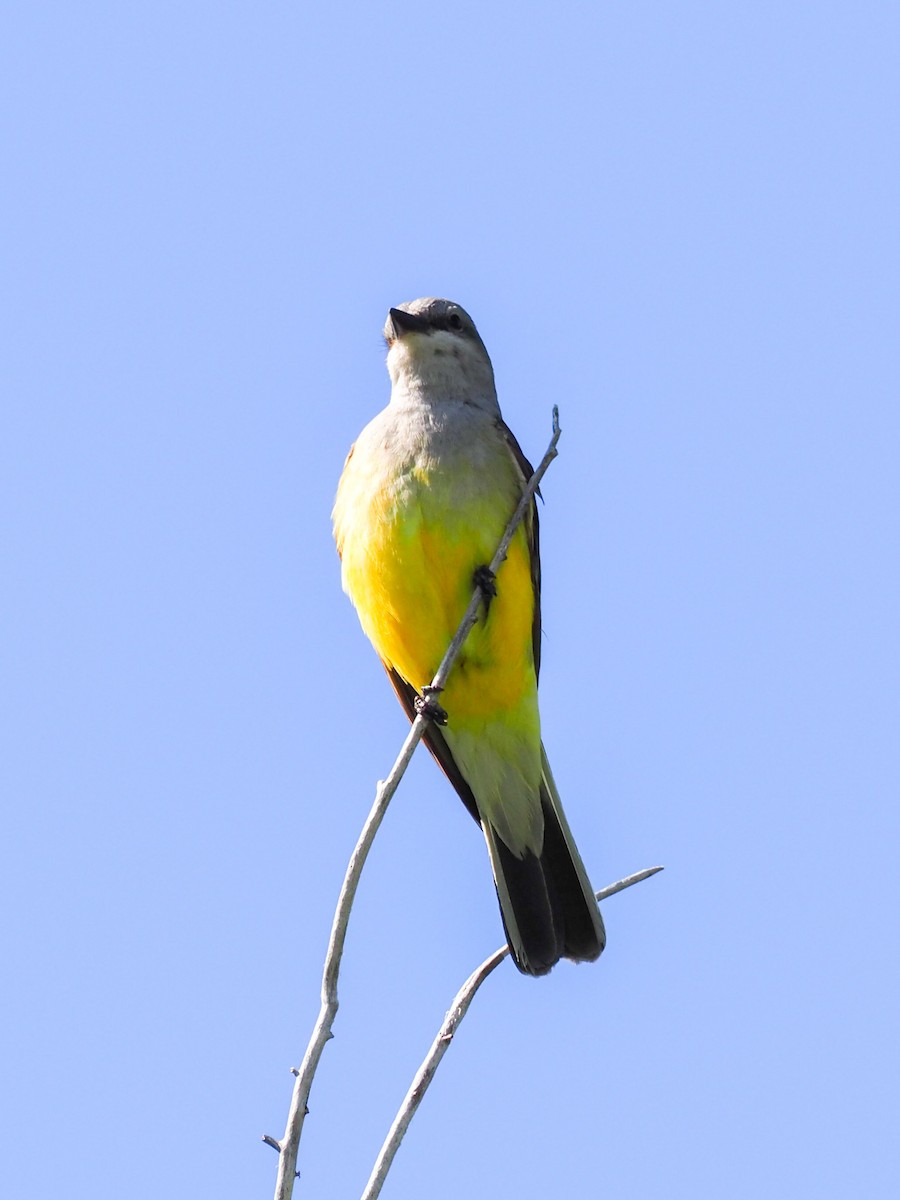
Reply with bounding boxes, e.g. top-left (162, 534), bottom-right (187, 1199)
top-left (337, 457), bottom-right (537, 723)
top-left (335, 444), bottom-right (545, 852)
top-left (345, 519), bottom-right (534, 716)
